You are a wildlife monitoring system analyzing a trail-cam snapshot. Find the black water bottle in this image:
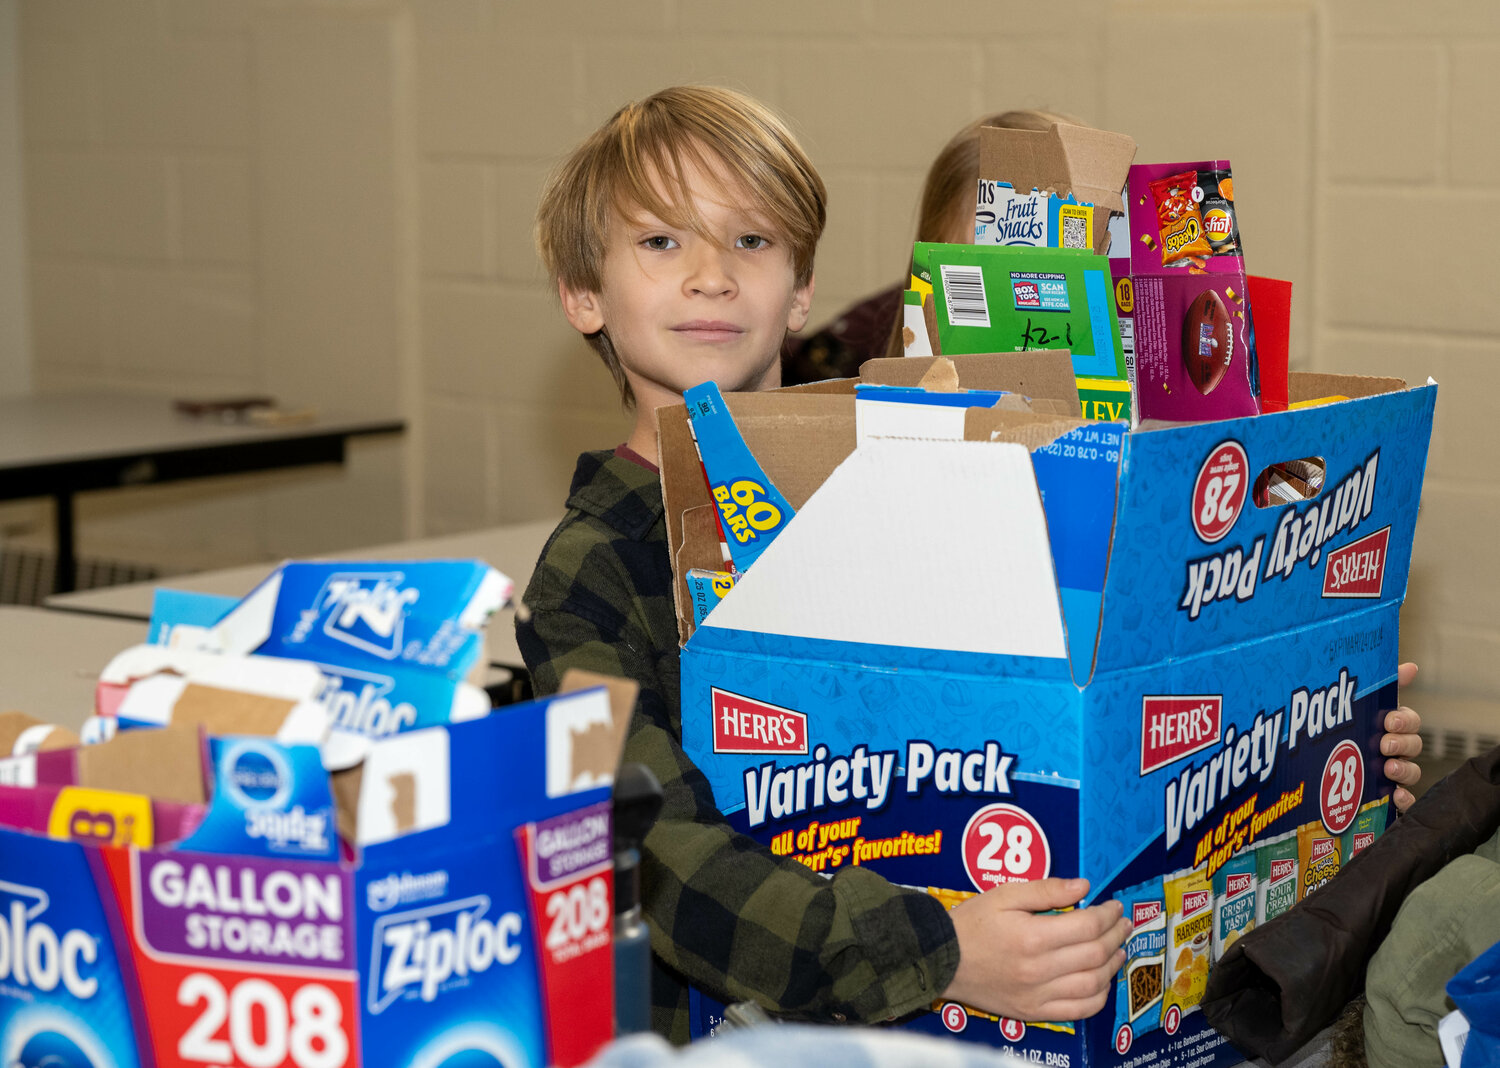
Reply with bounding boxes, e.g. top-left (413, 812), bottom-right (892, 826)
top-left (613, 763), bottom-right (663, 1035)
